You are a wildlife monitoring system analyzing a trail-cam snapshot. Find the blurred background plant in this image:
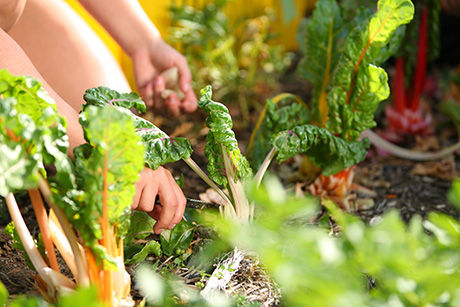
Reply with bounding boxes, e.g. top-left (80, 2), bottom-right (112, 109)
top-left (167, 0), bottom-right (294, 125)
